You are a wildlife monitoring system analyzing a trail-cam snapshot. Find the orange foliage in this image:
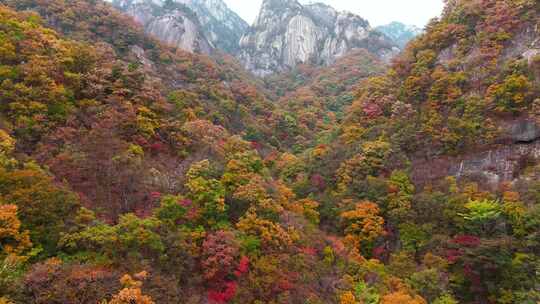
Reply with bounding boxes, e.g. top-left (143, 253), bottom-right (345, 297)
top-left (0, 204), bottom-right (32, 258)
top-left (236, 208), bottom-right (298, 250)
top-left (381, 291), bottom-right (426, 304)
top-left (108, 272), bottom-right (154, 304)
top-left (341, 201), bottom-right (385, 250)
top-left (339, 291), bottom-right (357, 304)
